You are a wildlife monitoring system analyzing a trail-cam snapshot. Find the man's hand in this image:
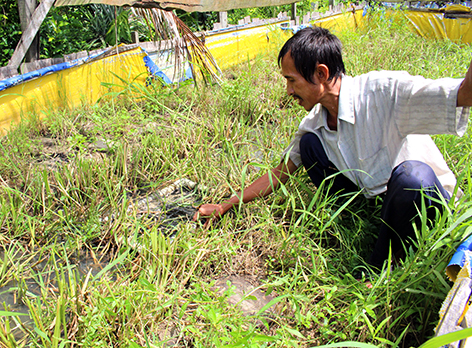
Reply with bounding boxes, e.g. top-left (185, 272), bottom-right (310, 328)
top-left (193, 203), bottom-right (225, 228)
top-left (192, 159), bottom-right (297, 229)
